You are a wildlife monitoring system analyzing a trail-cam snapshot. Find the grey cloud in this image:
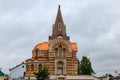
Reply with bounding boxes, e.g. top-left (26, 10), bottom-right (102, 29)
top-left (0, 0), bottom-right (120, 76)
